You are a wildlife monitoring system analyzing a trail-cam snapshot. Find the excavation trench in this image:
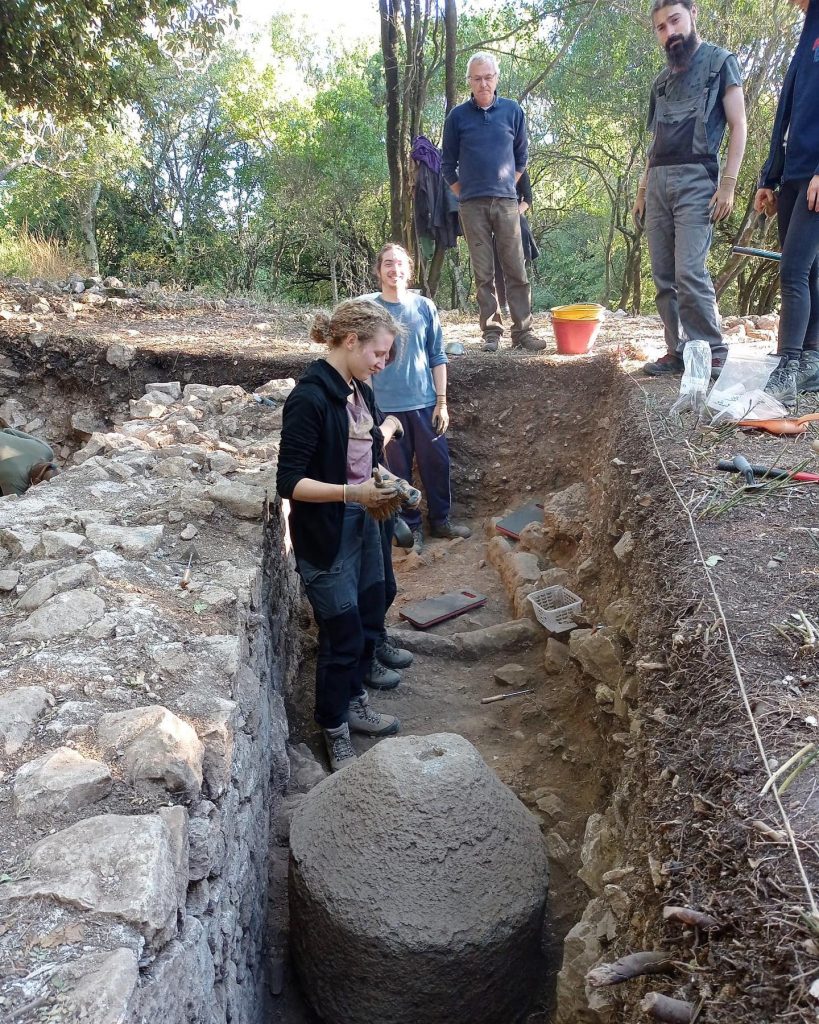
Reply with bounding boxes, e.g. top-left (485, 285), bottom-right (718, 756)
top-left (0, 335), bottom-right (658, 1024)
